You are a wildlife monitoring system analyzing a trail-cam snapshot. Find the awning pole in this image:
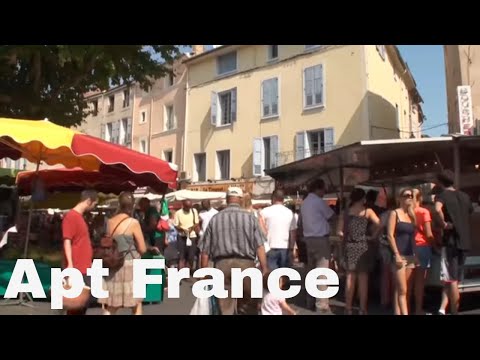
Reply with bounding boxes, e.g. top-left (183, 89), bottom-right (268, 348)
top-left (453, 140), bottom-right (461, 189)
top-left (339, 166), bottom-right (344, 211)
